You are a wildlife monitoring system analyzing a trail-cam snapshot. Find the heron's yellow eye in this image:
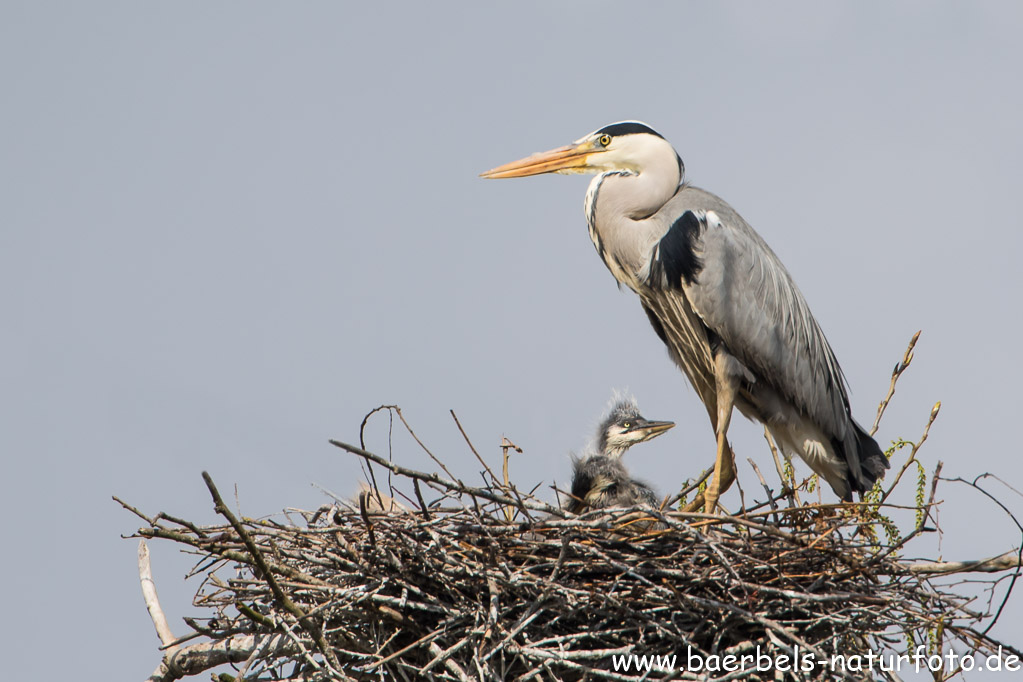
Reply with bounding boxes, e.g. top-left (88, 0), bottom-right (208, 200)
top-left (622, 421), bottom-right (631, 429)
top-left (598, 134), bottom-right (612, 147)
